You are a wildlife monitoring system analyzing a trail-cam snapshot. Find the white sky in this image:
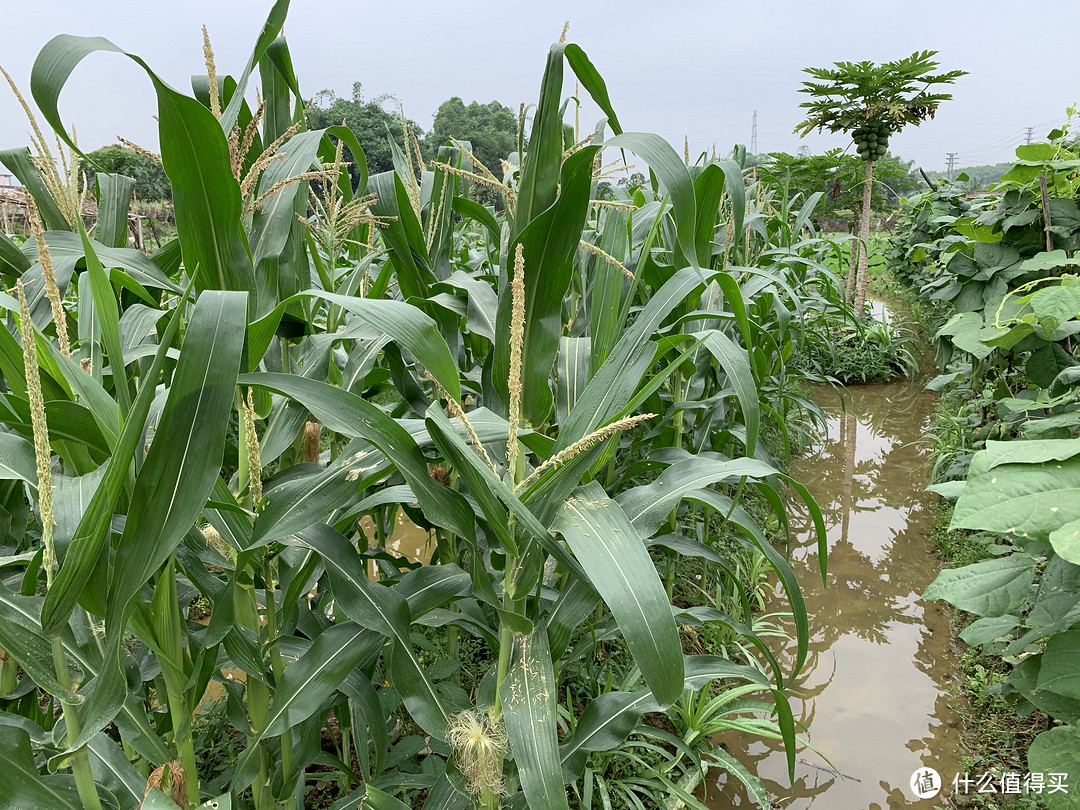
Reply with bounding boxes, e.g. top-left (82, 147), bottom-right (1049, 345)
top-left (1, 0), bottom-right (1077, 174)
